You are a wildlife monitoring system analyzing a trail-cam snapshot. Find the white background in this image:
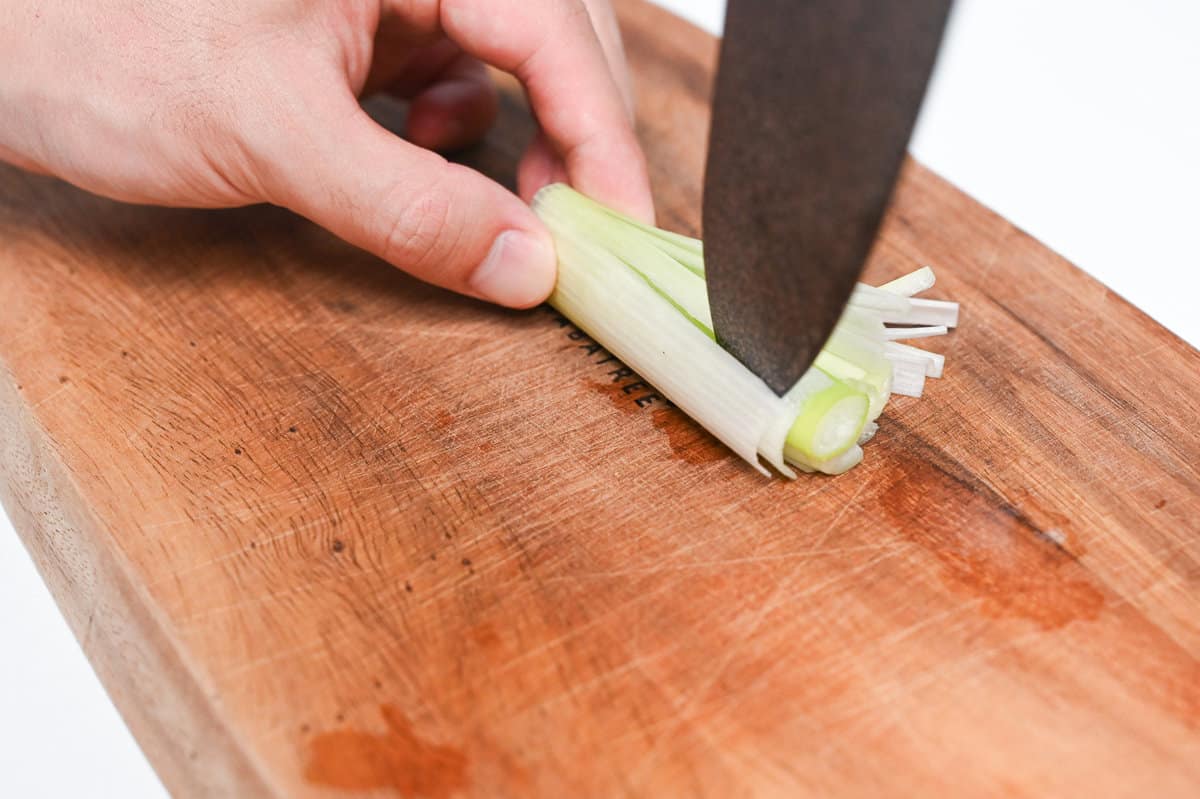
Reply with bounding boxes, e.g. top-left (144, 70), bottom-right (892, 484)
top-left (3, 1), bottom-right (1198, 796)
